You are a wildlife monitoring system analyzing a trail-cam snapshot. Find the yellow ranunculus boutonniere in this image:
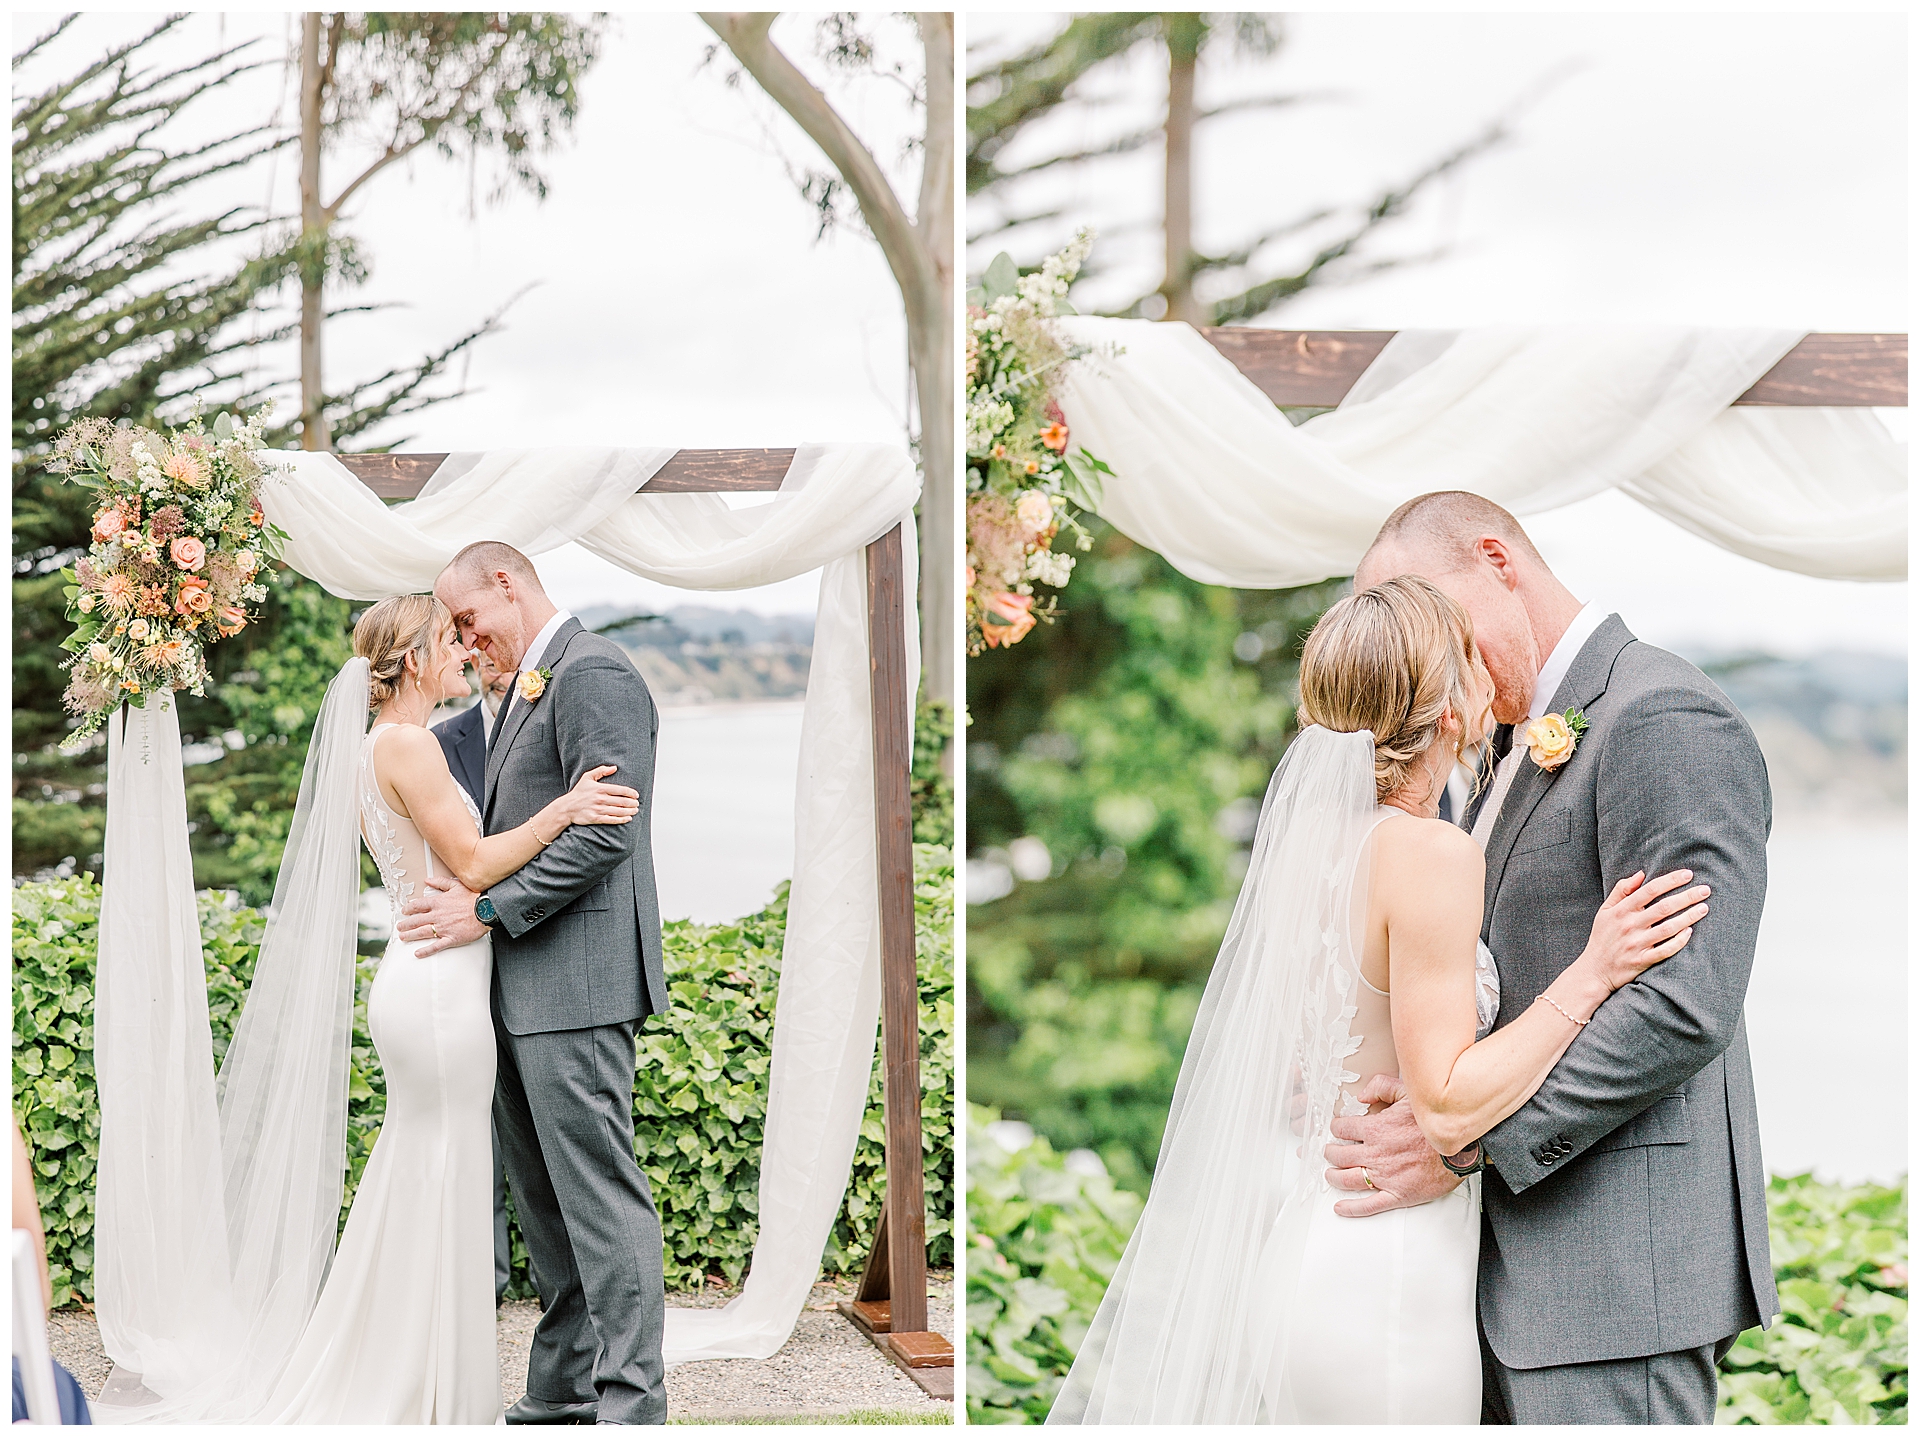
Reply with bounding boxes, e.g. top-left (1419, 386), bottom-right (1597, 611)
top-left (517, 666), bottom-right (552, 704)
top-left (1523, 708), bottom-right (1588, 771)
